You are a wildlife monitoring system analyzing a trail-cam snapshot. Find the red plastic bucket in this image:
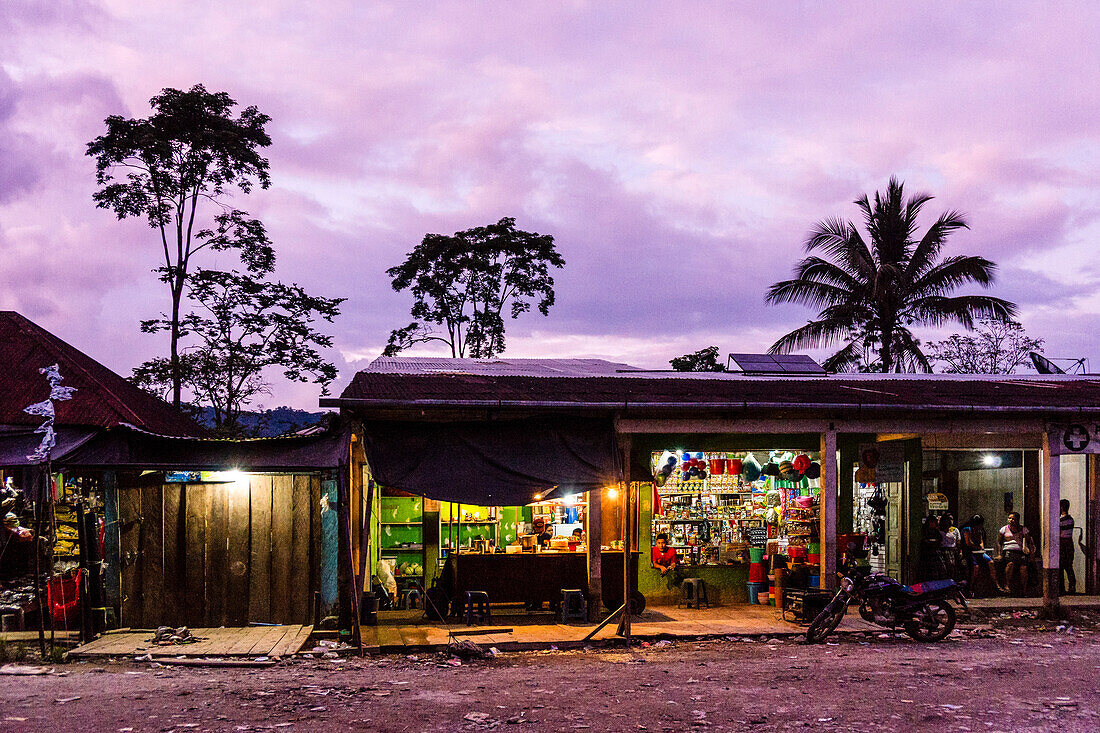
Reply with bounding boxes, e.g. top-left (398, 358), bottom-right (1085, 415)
top-left (748, 563), bottom-right (766, 583)
top-left (709, 458), bottom-right (726, 475)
